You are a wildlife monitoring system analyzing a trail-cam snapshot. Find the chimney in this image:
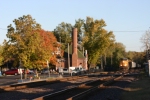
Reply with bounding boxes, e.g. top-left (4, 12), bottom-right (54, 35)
top-left (72, 28), bottom-right (78, 67)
